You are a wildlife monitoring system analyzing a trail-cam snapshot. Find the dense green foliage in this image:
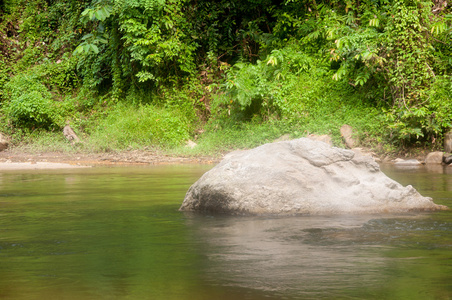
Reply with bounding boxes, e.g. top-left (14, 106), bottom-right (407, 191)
top-left (0, 0), bottom-right (451, 153)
